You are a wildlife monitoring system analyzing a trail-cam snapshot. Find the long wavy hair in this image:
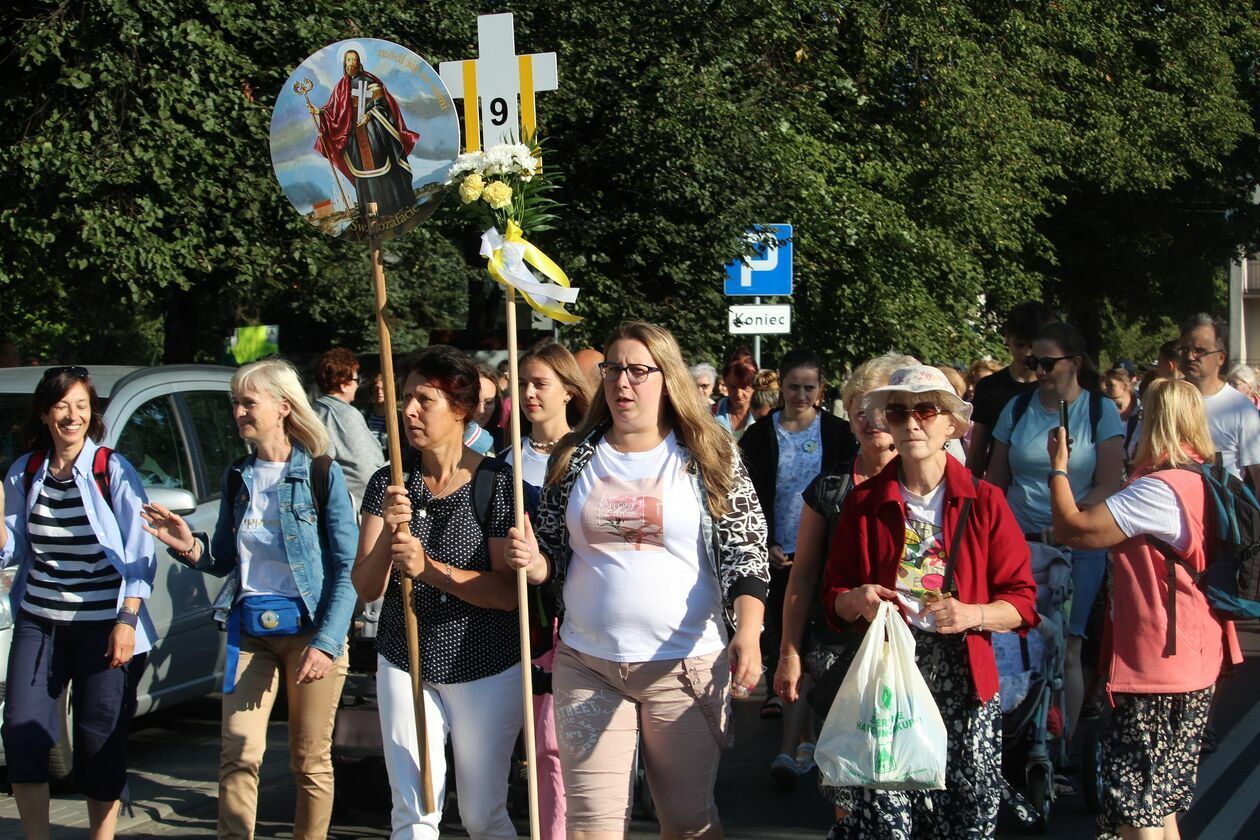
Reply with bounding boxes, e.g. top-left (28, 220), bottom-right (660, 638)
top-left (232, 359), bottom-right (329, 457)
top-left (1133, 378), bottom-right (1215, 472)
top-left (520, 339), bottom-right (593, 428)
top-left (546, 321), bottom-right (737, 517)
